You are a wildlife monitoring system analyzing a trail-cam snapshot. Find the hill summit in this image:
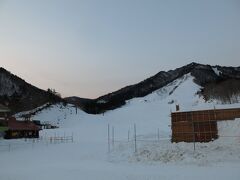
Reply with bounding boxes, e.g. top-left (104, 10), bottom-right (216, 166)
top-left (66, 62), bottom-right (240, 114)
